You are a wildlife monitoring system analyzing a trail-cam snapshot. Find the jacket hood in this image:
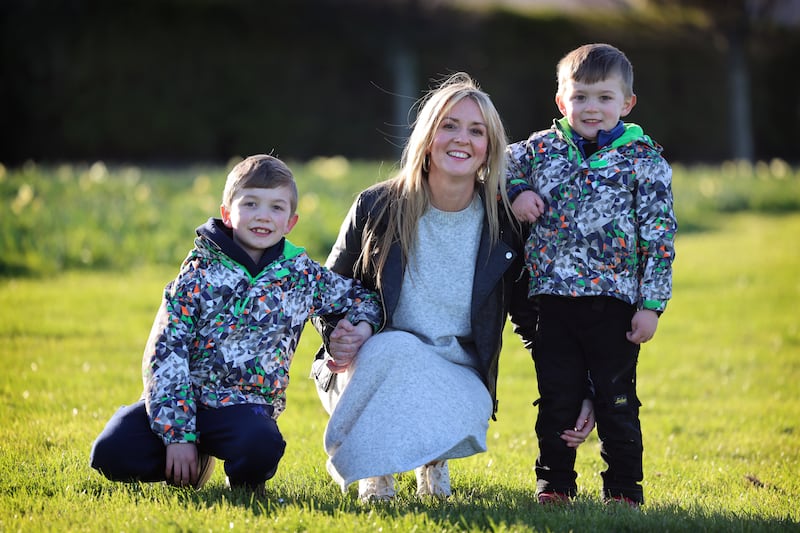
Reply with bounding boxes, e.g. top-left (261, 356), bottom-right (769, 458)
top-left (194, 217), bottom-right (303, 277)
top-left (555, 117), bottom-right (659, 153)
